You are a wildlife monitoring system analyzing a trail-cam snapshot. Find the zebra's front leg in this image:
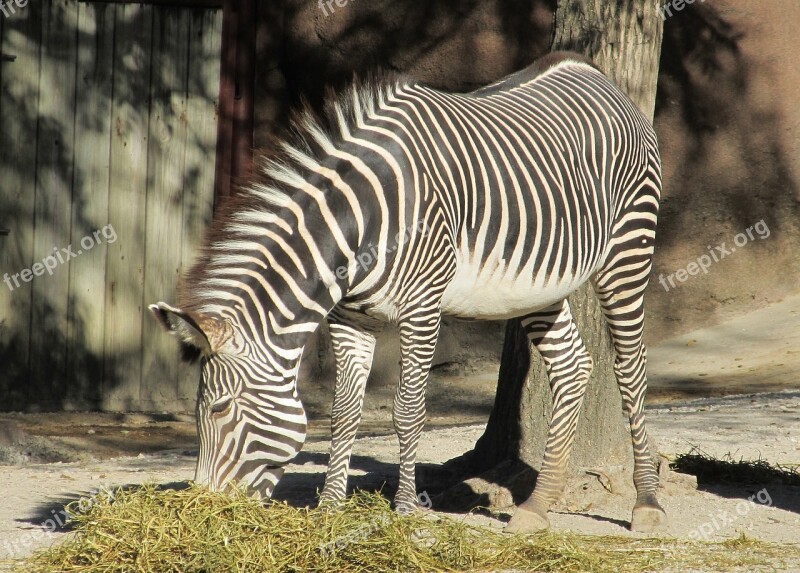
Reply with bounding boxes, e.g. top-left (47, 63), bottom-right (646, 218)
top-left (506, 301), bottom-right (593, 533)
top-left (319, 313), bottom-right (378, 505)
top-left (392, 308), bottom-right (441, 512)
